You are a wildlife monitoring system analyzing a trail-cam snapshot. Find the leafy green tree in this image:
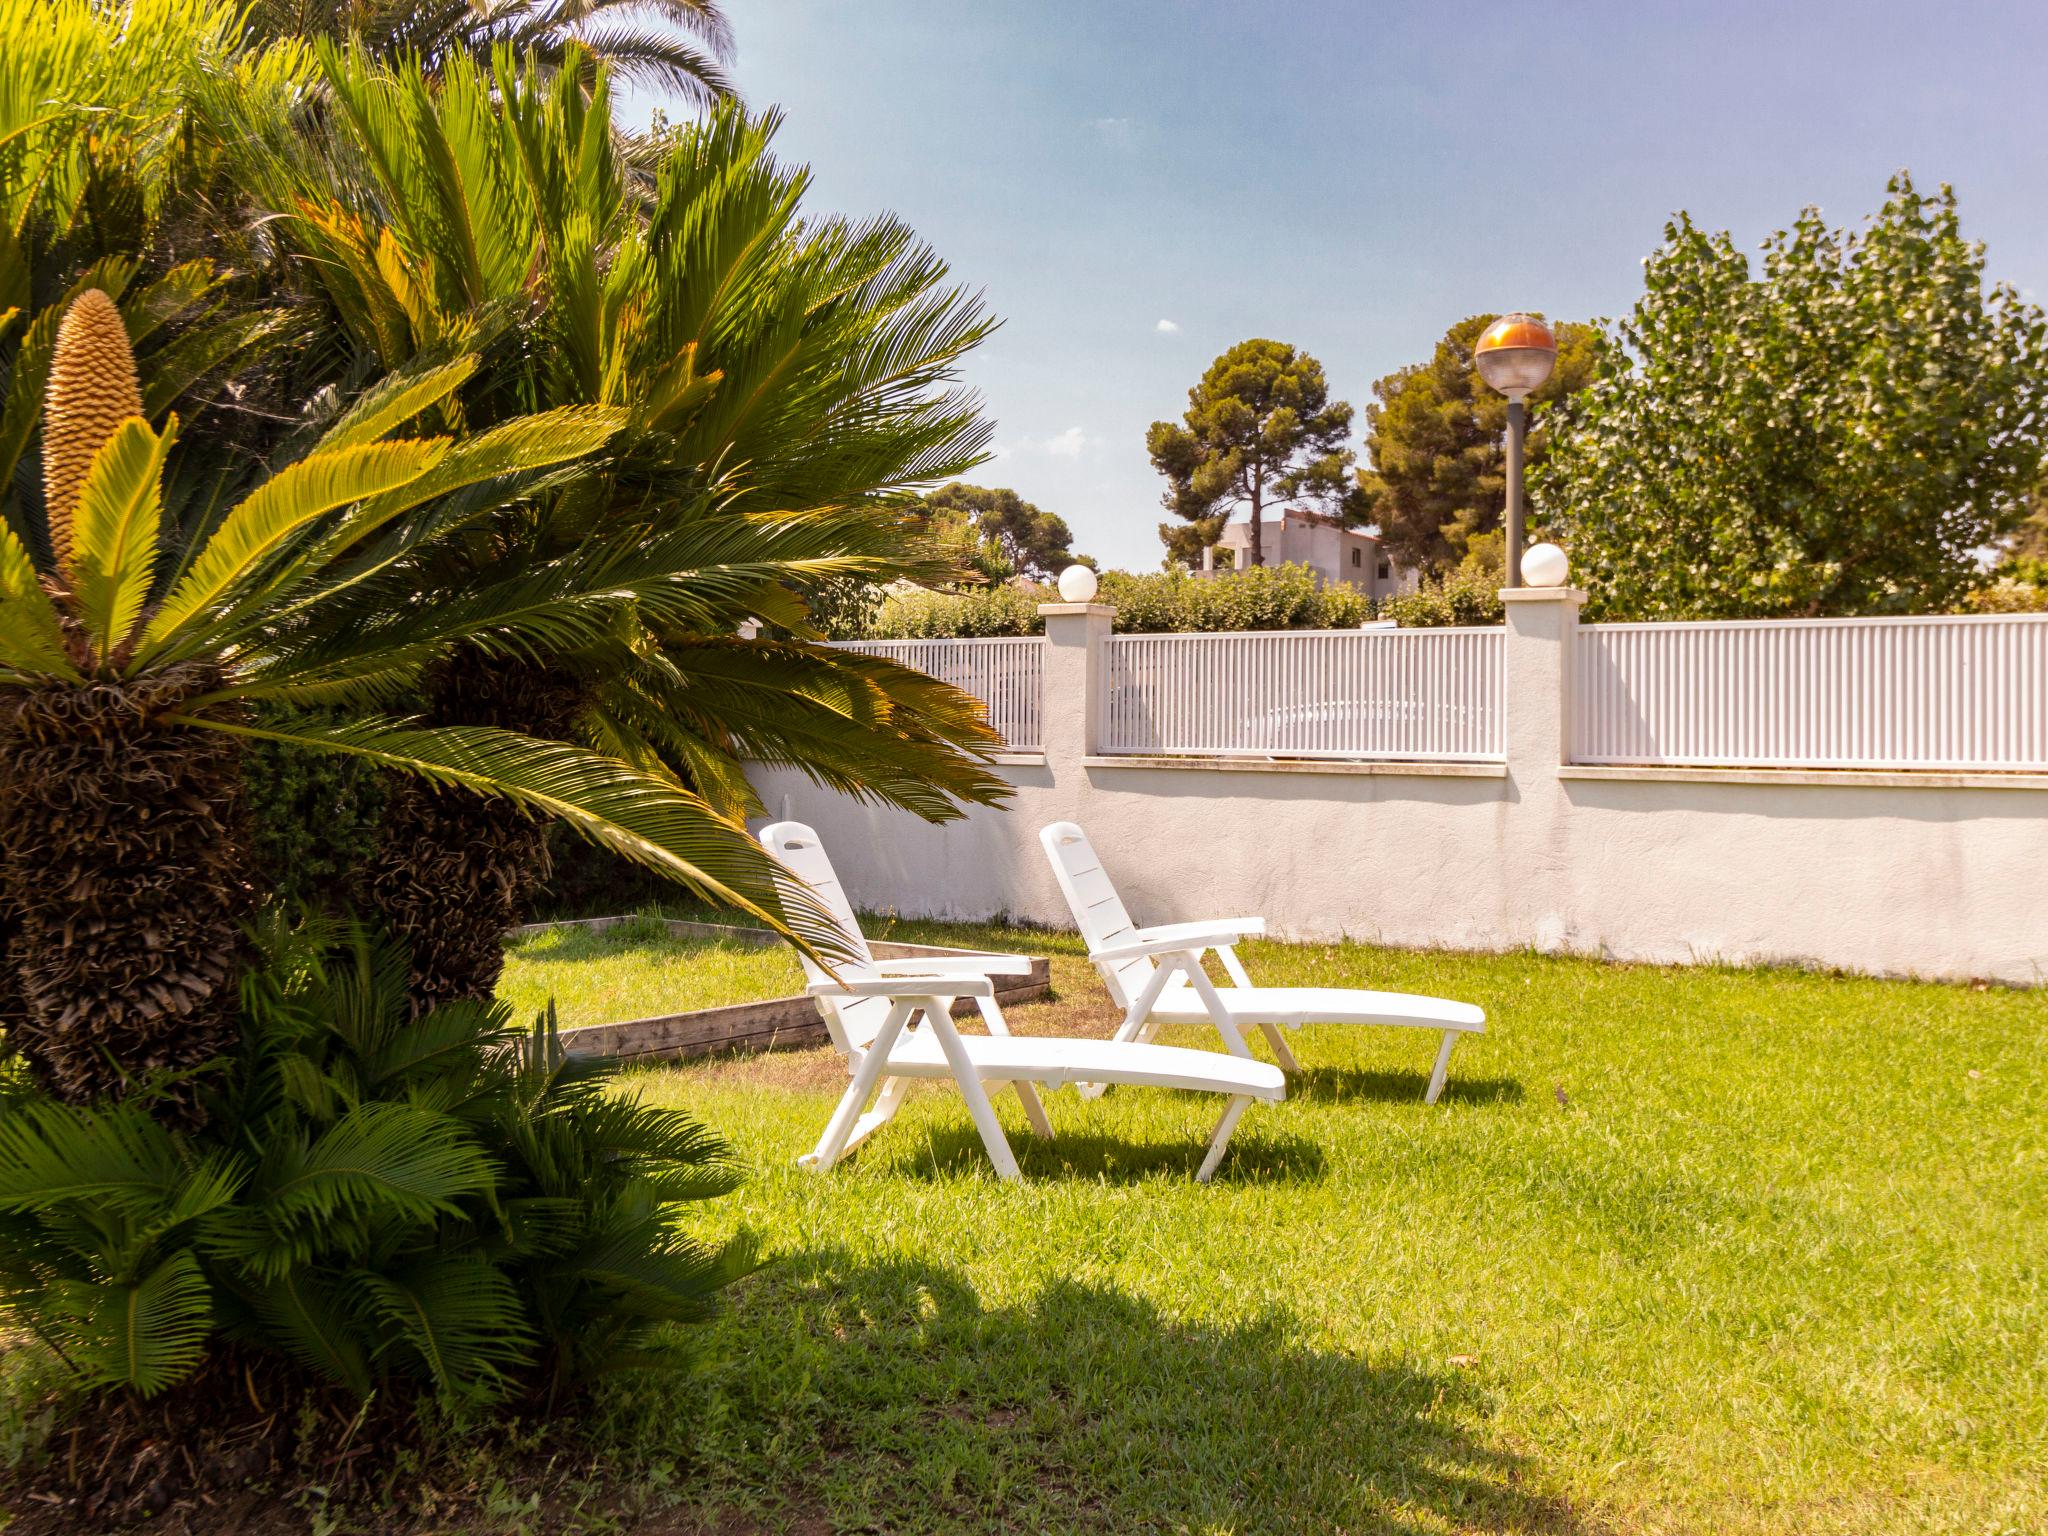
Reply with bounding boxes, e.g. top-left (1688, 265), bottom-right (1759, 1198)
top-left (922, 482), bottom-right (1089, 582)
top-left (1998, 473), bottom-right (2048, 574)
top-left (1535, 175), bottom-right (2048, 619)
top-left (1147, 339), bottom-right (1363, 569)
top-left (1357, 314), bottom-right (1599, 575)
top-left (245, 0), bottom-right (736, 101)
